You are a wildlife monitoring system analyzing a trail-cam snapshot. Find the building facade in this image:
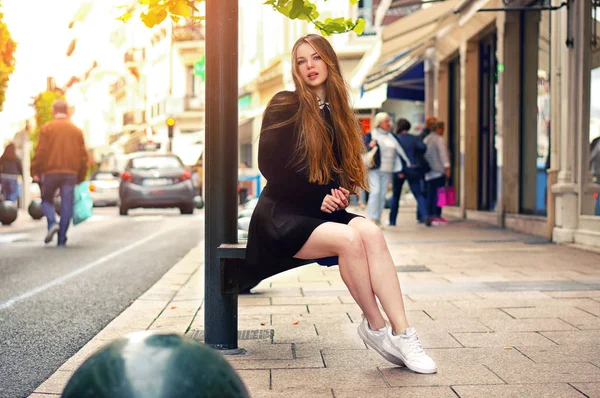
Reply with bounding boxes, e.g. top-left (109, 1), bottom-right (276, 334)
top-left (356, 0), bottom-right (600, 249)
